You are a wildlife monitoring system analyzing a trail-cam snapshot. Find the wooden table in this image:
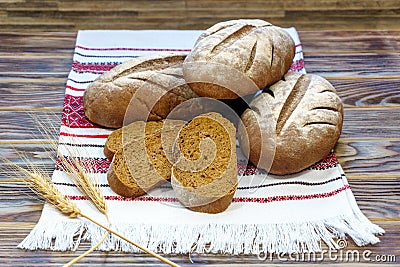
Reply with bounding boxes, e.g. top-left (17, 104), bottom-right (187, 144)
top-left (0, 30), bottom-right (399, 266)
